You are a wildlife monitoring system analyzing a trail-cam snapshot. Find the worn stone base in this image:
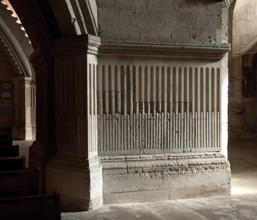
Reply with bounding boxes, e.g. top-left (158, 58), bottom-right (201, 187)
top-left (46, 157), bottom-right (103, 211)
top-left (102, 153), bottom-right (231, 204)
